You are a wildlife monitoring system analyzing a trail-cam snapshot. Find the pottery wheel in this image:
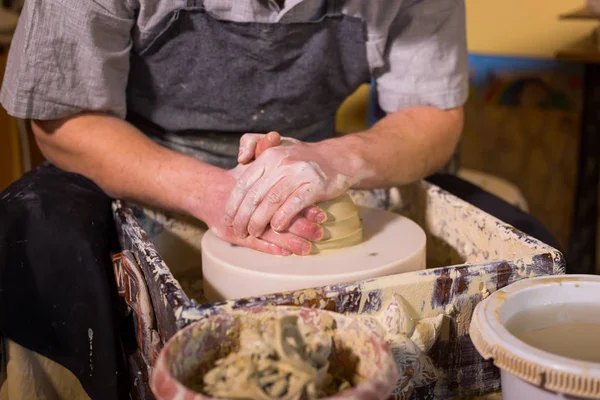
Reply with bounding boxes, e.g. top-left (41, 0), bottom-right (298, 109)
top-left (202, 193), bottom-right (426, 302)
